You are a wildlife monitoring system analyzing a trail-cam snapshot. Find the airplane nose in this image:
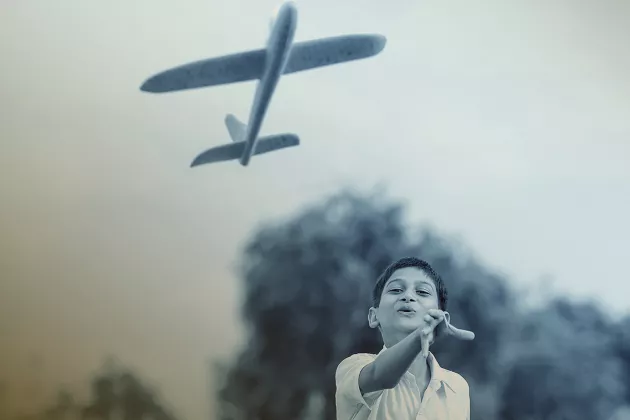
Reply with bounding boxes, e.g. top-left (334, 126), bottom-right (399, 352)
top-left (283, 1), bottom-right (298, 11)
top-left (278, 1), bottom-right (298, 20)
